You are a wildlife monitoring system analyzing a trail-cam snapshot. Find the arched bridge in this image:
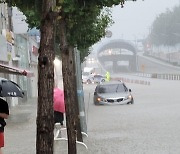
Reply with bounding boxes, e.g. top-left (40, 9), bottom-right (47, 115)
top-left (96, 39), bottom-right (137, 73)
